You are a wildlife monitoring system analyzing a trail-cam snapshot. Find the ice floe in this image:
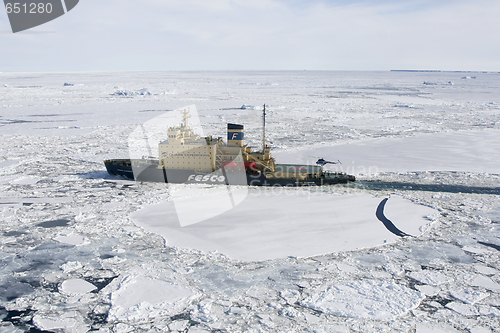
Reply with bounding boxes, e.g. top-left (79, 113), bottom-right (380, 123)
top-left (408, 271), bottom-right (453, 286)
top-left (131, 191), bottom-right (437, 261)
top-left (60, 279), bottom-right (97, 294)
top-left (106, 274), bottom-right (200, 322)
top-left (300, 280), bottom-right (423, 320)
top-left (53, 233), bottom-right (86, 245)
top-left (32, 312), bottom-right (90, 333)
